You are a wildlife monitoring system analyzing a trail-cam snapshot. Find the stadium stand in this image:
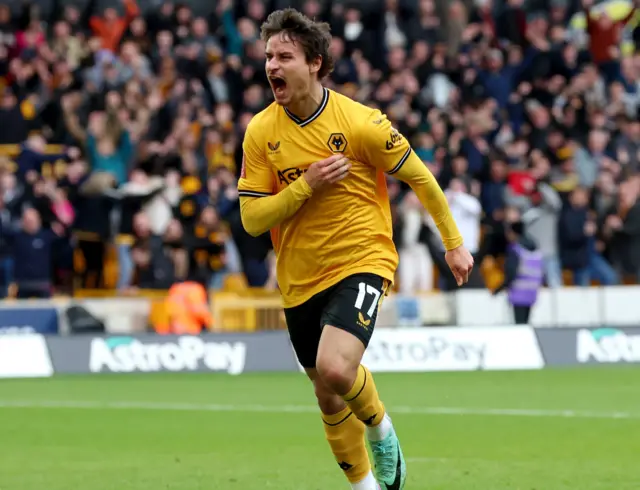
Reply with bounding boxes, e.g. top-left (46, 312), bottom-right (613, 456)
top-left (1, 0), bottom-right (639, 307)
